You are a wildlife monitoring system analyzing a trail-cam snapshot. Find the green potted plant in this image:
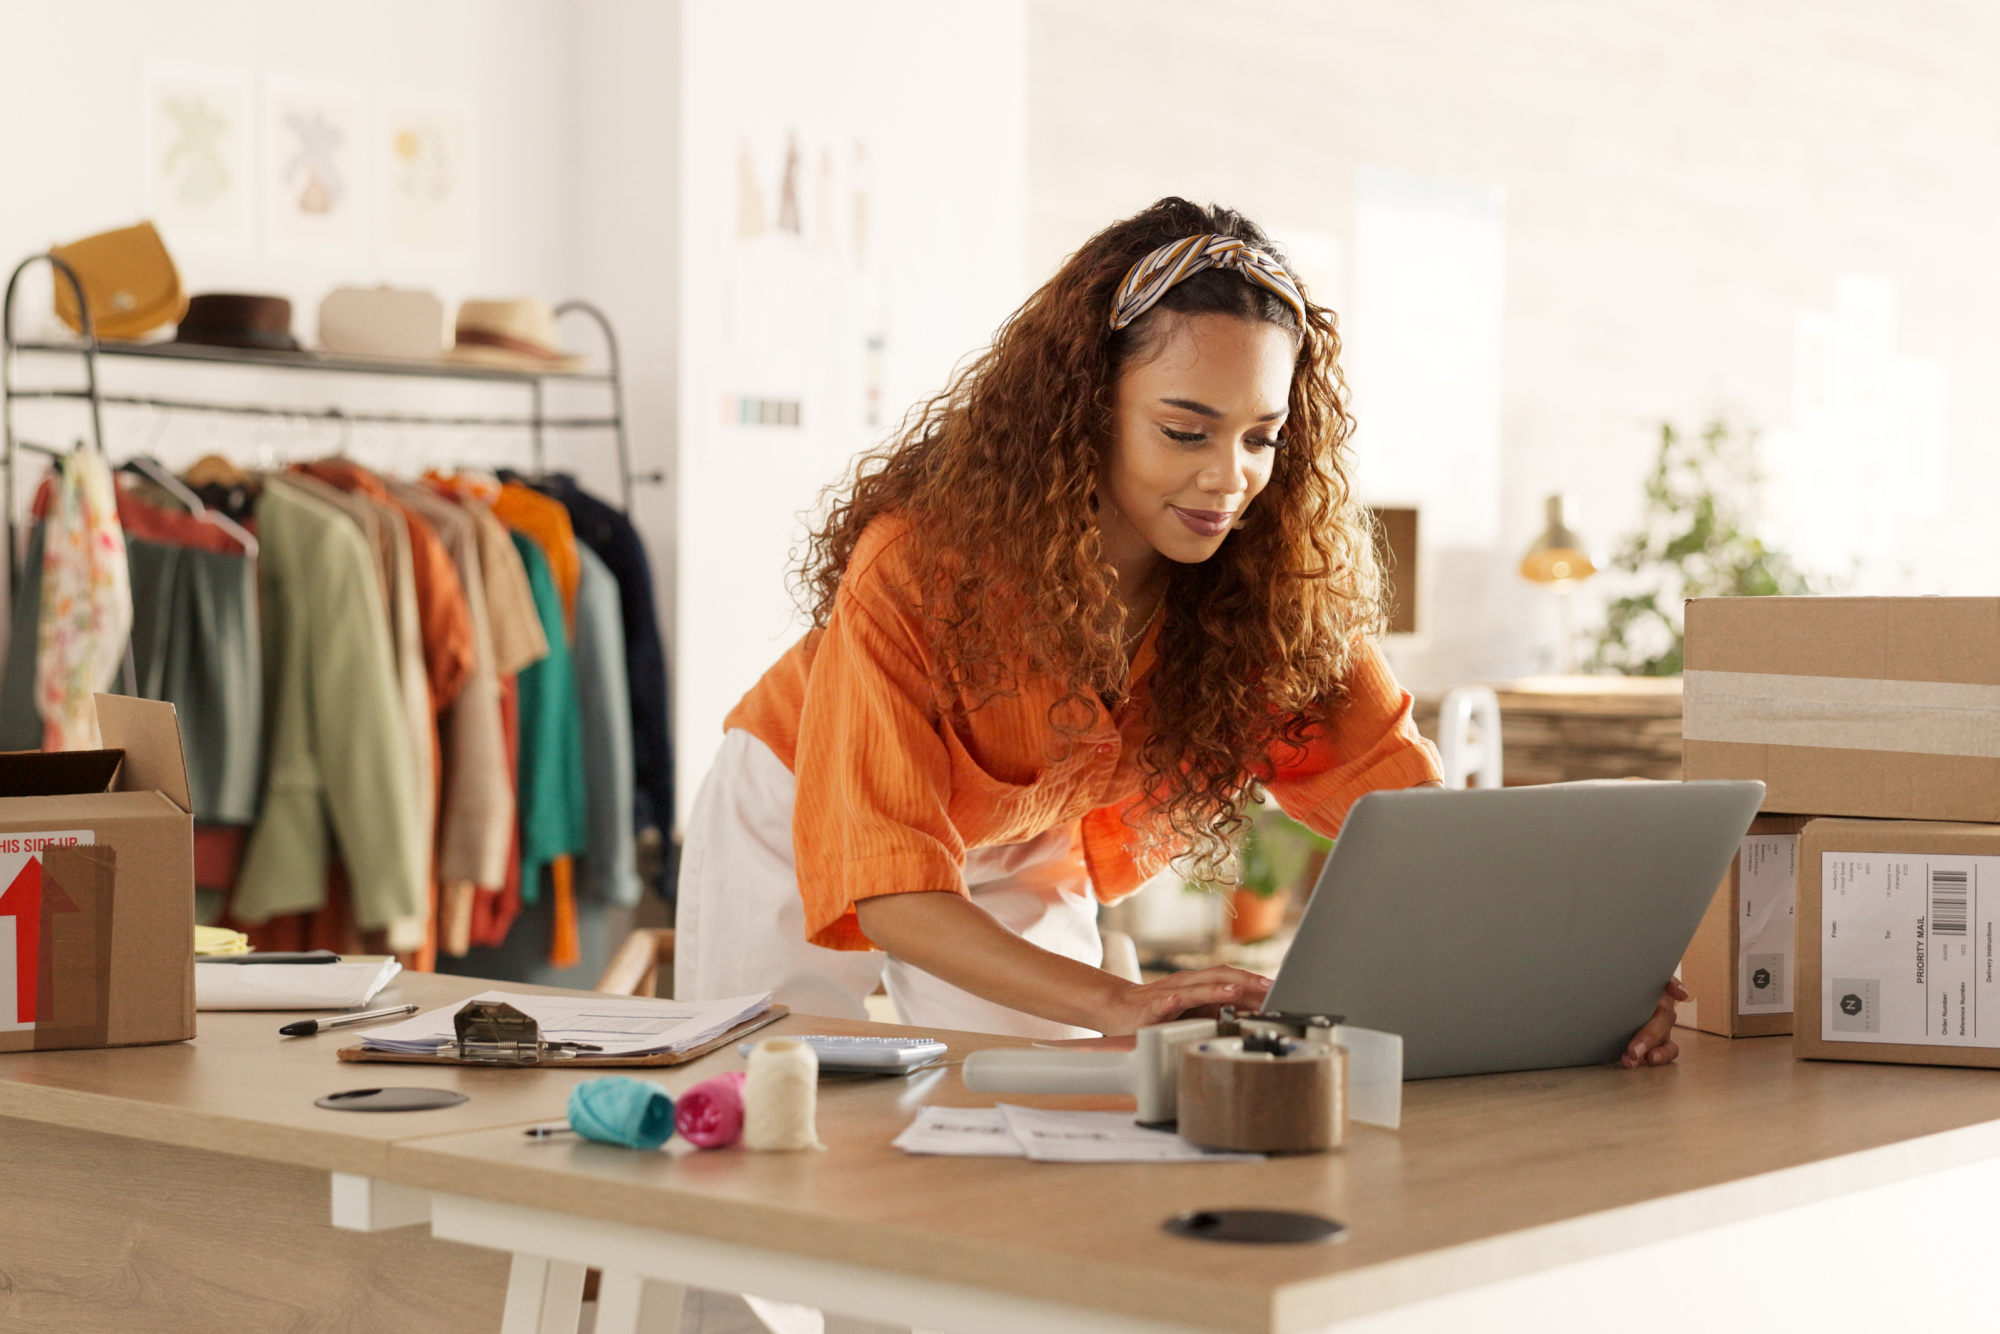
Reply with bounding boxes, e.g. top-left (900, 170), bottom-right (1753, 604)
top-left (1225, 801), bottom-right (1332, 943)
top-left (1590, 417), bottom-right (1820, 675)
